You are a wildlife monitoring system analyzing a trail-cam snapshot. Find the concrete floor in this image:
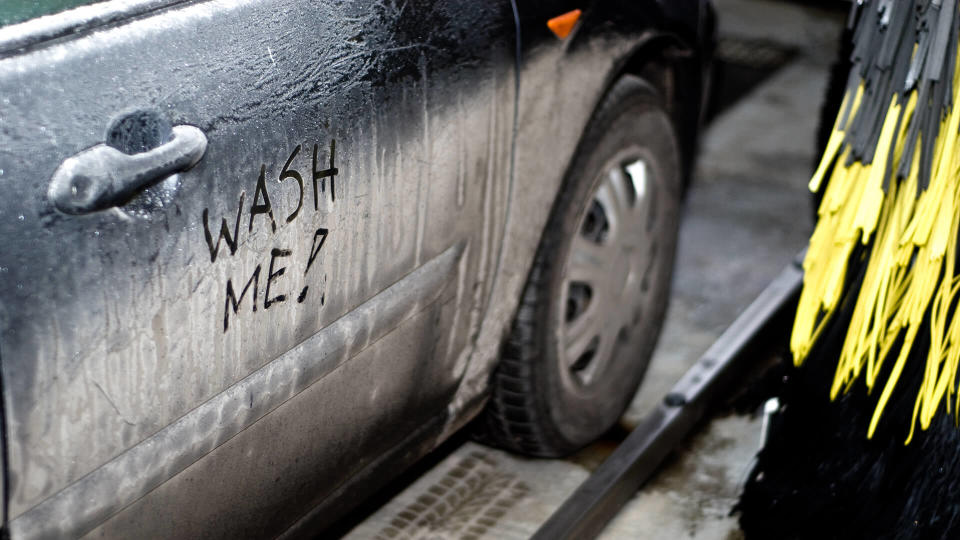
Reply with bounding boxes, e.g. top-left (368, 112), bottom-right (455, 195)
top-left (344, 1), bottom-right (845, 538)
